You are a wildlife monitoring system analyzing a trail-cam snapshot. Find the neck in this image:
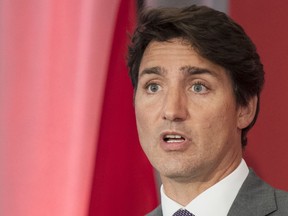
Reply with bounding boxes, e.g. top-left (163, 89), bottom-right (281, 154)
top-left (161, 155), bottom-right (242, 206)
